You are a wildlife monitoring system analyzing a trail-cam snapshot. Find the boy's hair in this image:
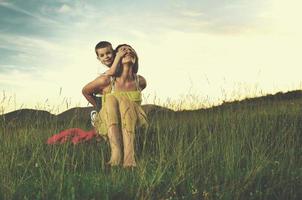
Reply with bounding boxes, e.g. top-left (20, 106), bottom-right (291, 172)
top-left (115, 44), bottom-right (138, 76)
top-left (95, 41), bottom-right (113, 56)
